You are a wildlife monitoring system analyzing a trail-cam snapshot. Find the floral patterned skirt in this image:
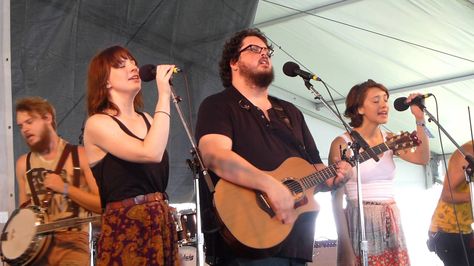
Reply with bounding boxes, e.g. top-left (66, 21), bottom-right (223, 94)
top-left (97, 199), bottom-right (179, 266)
top-left (346, 200), bottom-right (410, 266)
